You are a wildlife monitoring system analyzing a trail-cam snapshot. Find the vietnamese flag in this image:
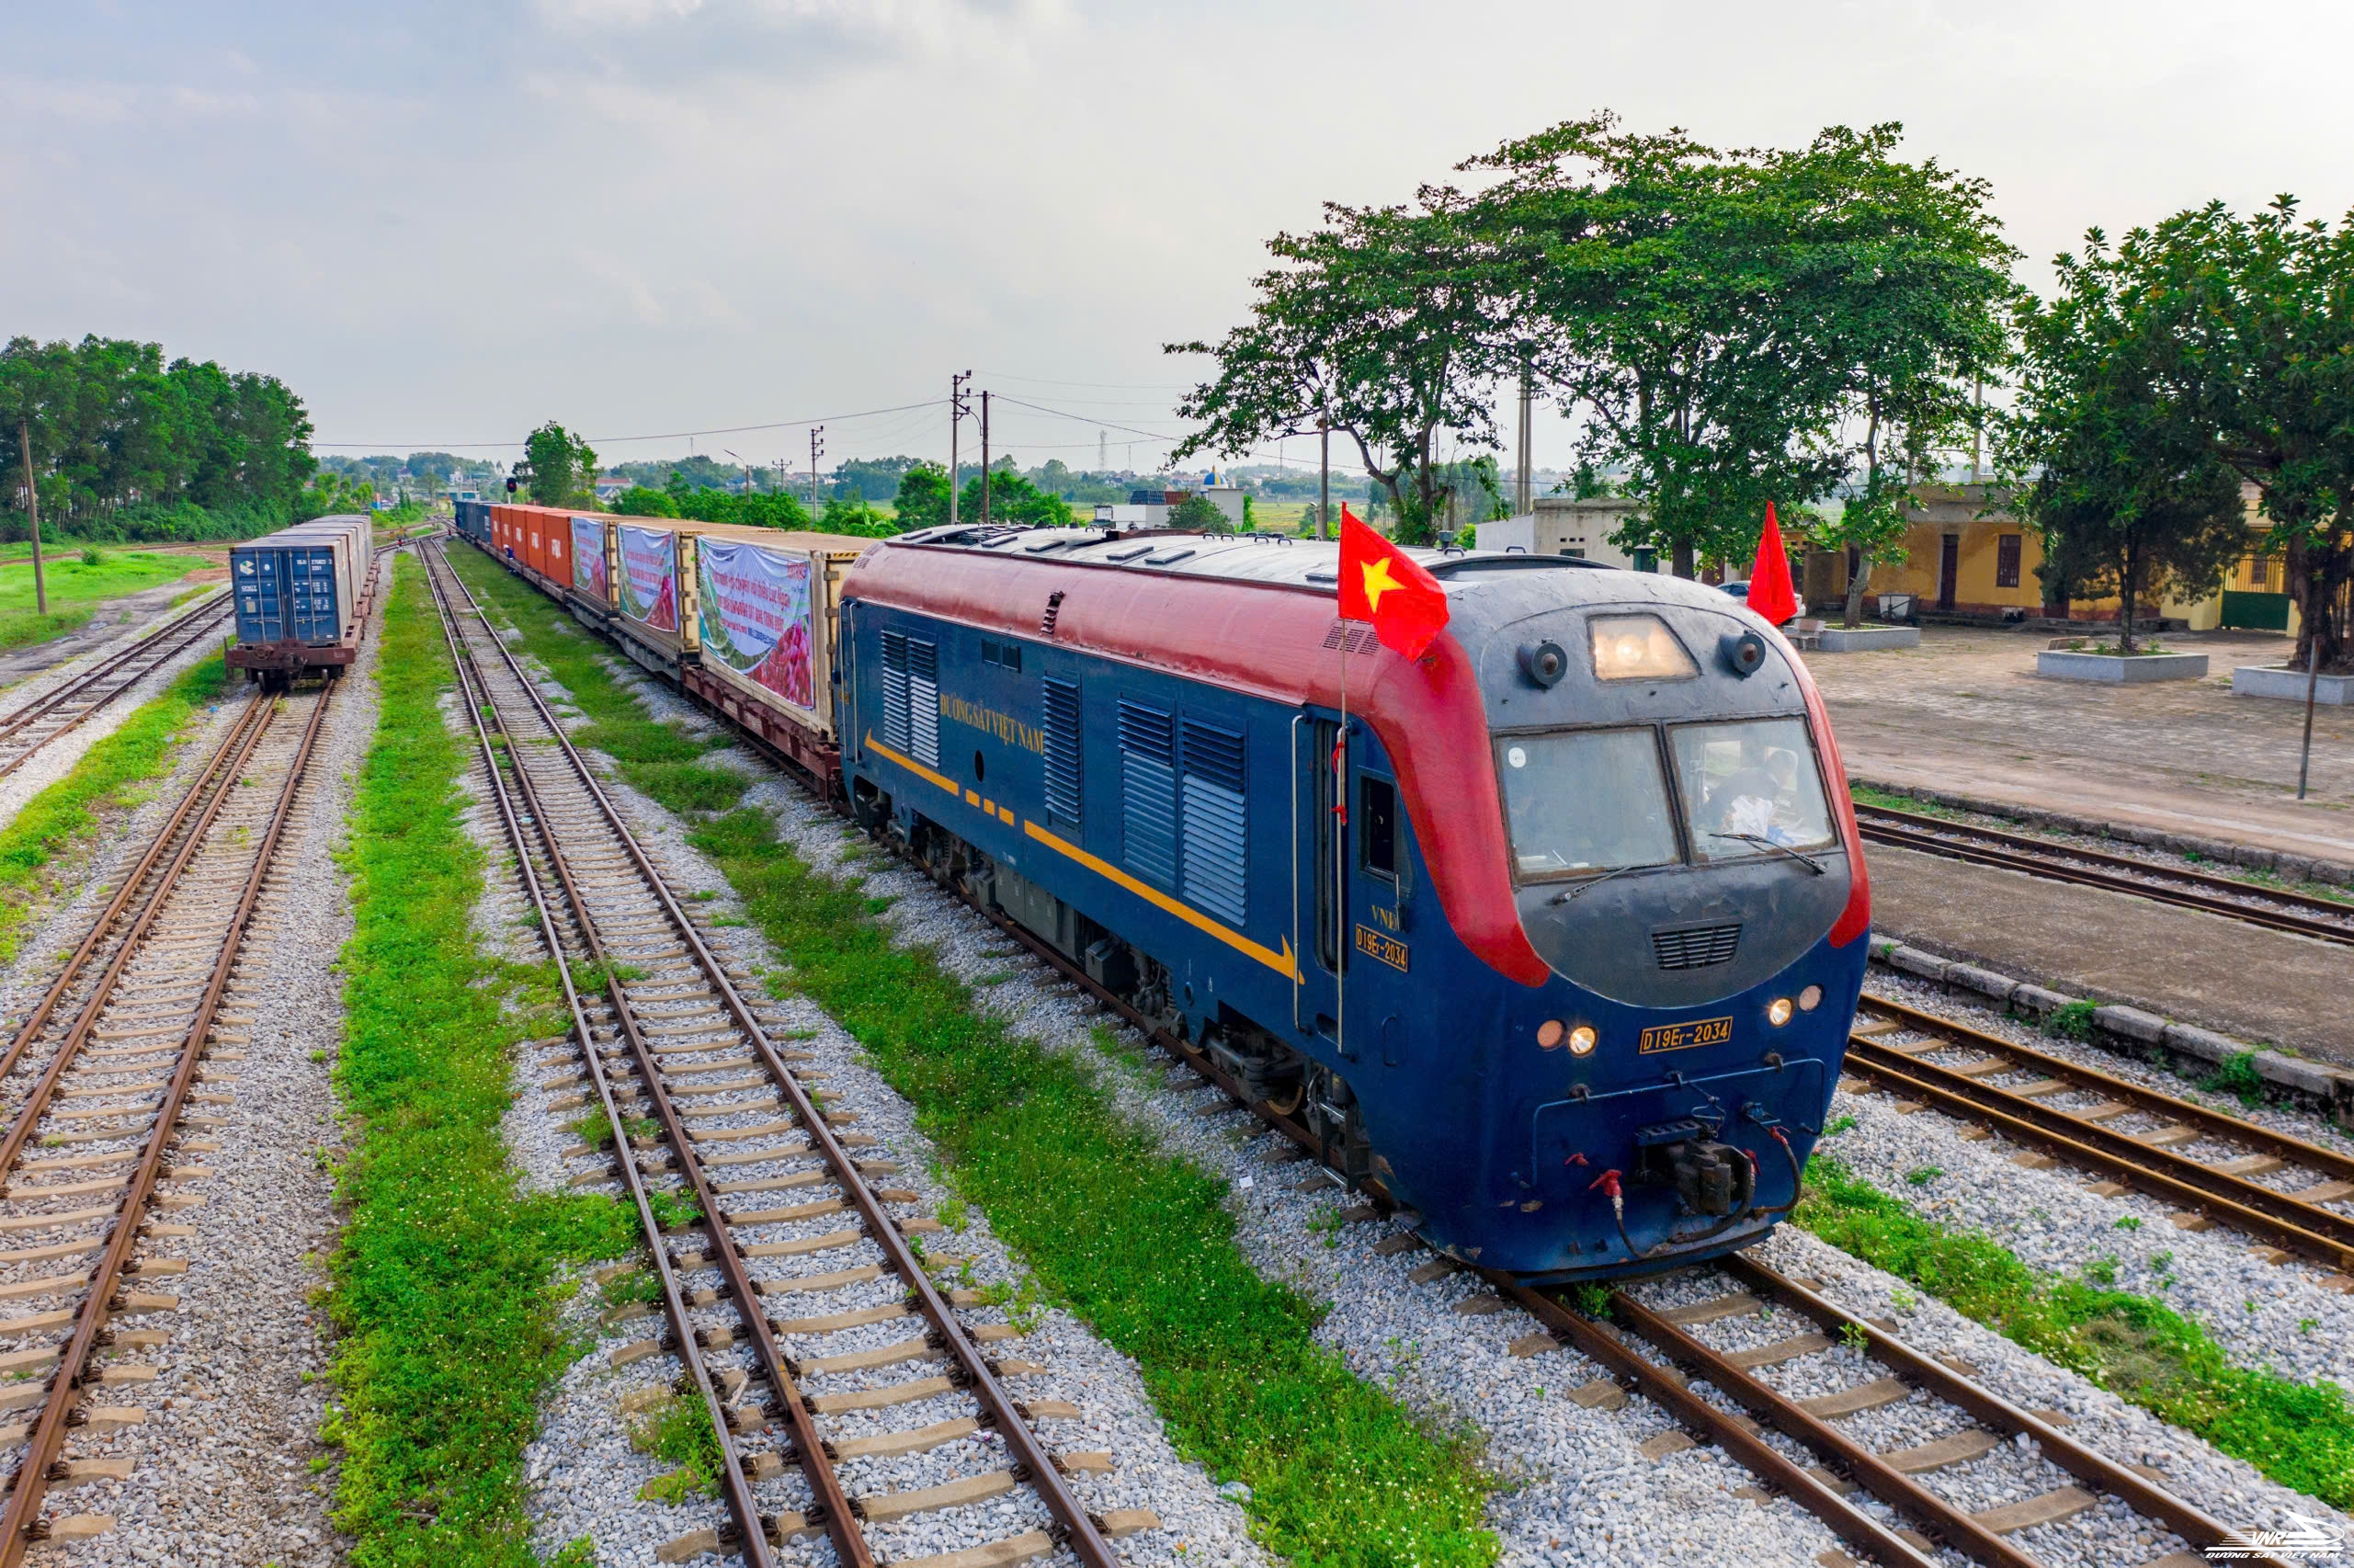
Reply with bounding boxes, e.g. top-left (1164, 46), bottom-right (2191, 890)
top-left (1746, 502), bottom-right (1798, 626)
top-left (1338, 506), bottom-right (1450, 659)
